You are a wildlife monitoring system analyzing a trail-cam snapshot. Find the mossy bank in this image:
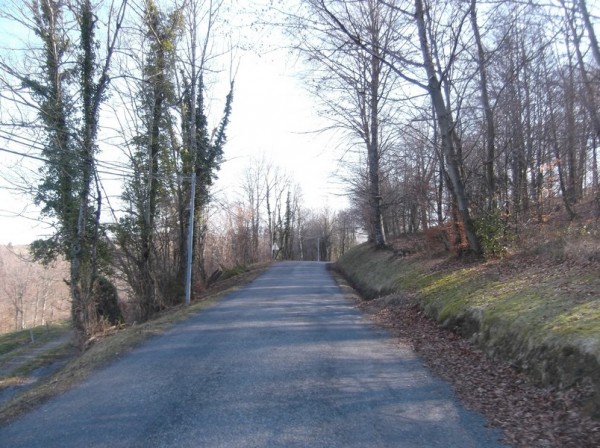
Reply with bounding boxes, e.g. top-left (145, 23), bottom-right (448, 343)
top-left (336, 243), bottom-right (600, 417)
